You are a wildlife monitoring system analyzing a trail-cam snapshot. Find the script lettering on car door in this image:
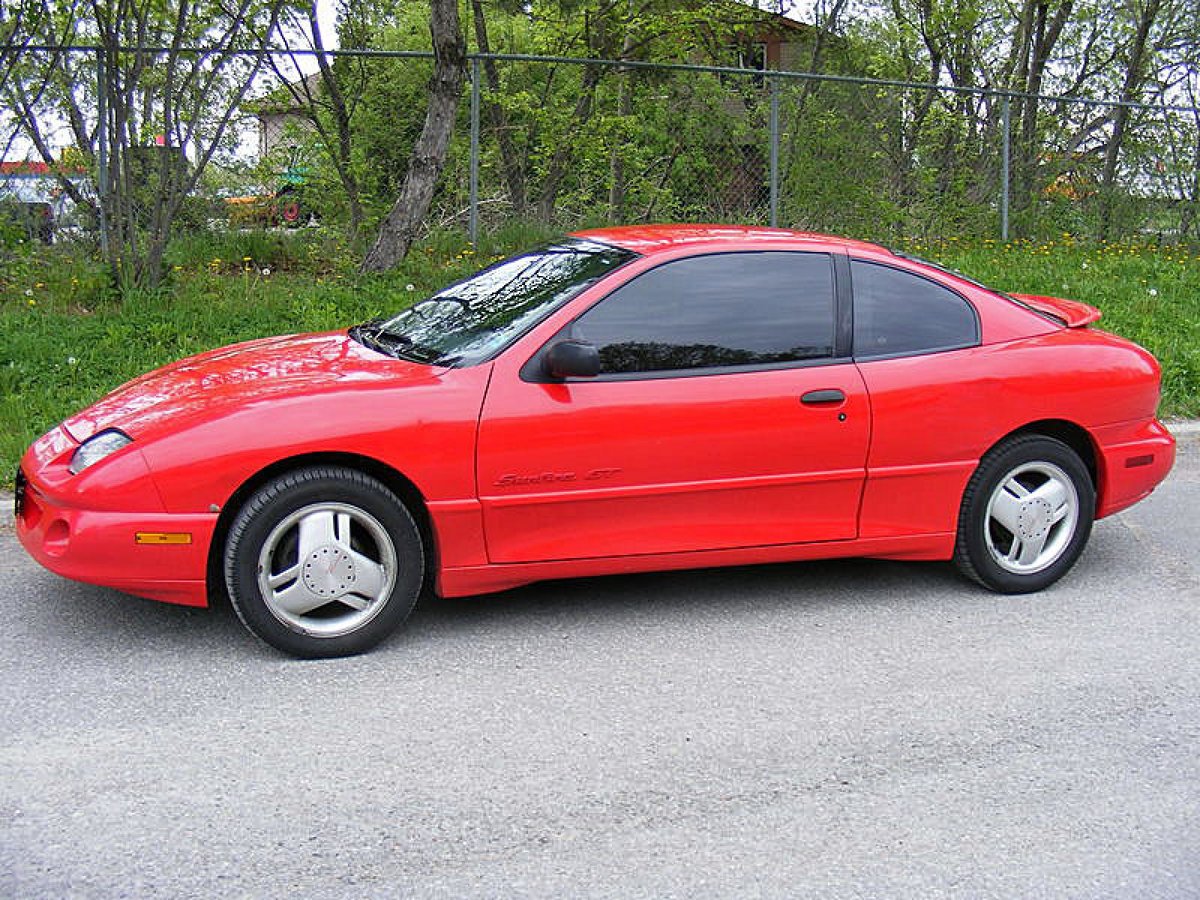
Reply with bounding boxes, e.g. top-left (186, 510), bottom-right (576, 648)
top-left (493, 467), bottom-right (623, 488)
